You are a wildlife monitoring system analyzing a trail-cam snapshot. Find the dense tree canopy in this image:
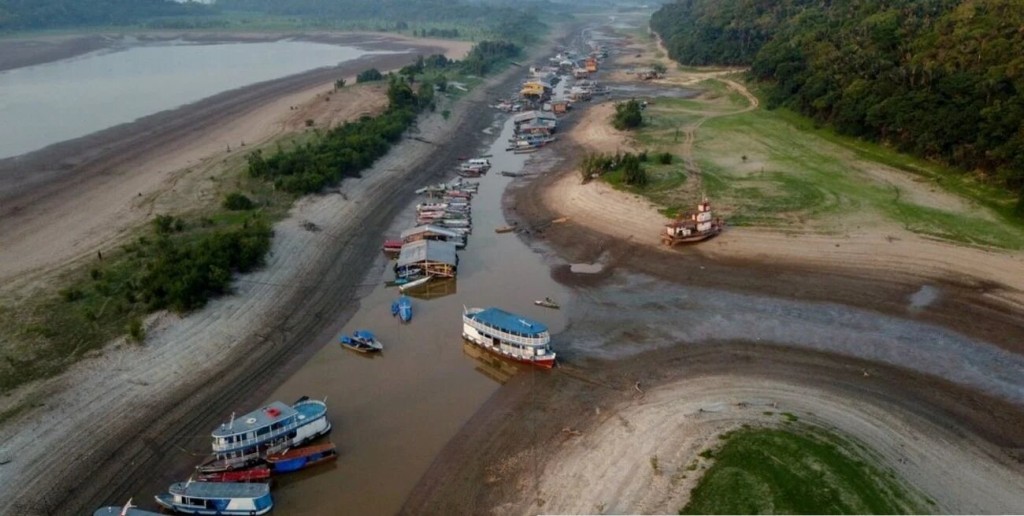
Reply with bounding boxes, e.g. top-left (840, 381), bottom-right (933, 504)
top-left (651, 0), bottom-right (1024, 194)
top-left (0, 0), bottom-right (214, 31)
